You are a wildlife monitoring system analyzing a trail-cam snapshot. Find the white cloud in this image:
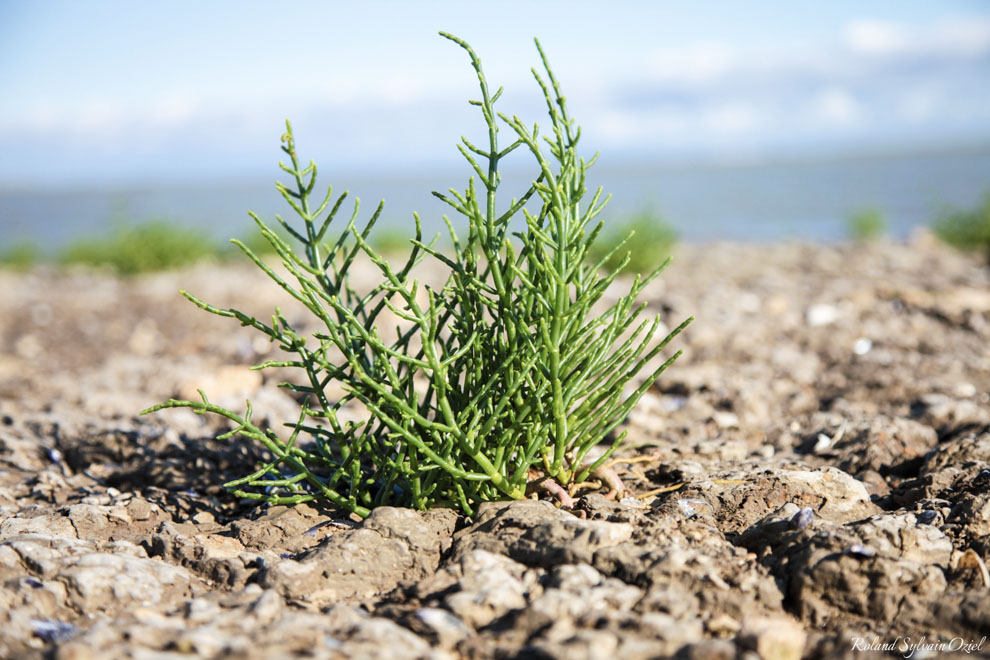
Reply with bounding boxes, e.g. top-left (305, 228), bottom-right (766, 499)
top-left (72, 98), bottom-right (128, 139)
top-left (596, 108), bottom-right (688, 142)
top-left (647, 42), bottom-right (735, 85)
top-left (901, 86), bottom-right (940, 124)
top-left (843, 17), bottom-right (990, 57)
top-left (933, 18), bottom-right (990, 56)
top-left (149, 93), bottom-right (198, 125)
top-left (593, 100), bottom-right (760, 148)
top-left (814, 87), bottom-right (861, 126)
top-left (318, 73), bottom-right (438, 109)
top-left (703, 102), bottom-right (758, 133)
top-left (843, 19), bottom-right (910, 56)
top-left (599, 14), bottom-right (989, 155)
